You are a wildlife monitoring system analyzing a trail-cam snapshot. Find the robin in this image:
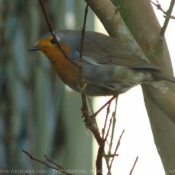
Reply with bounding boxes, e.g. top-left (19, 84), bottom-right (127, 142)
top-left (29, 30), bottom-right (175, 96)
